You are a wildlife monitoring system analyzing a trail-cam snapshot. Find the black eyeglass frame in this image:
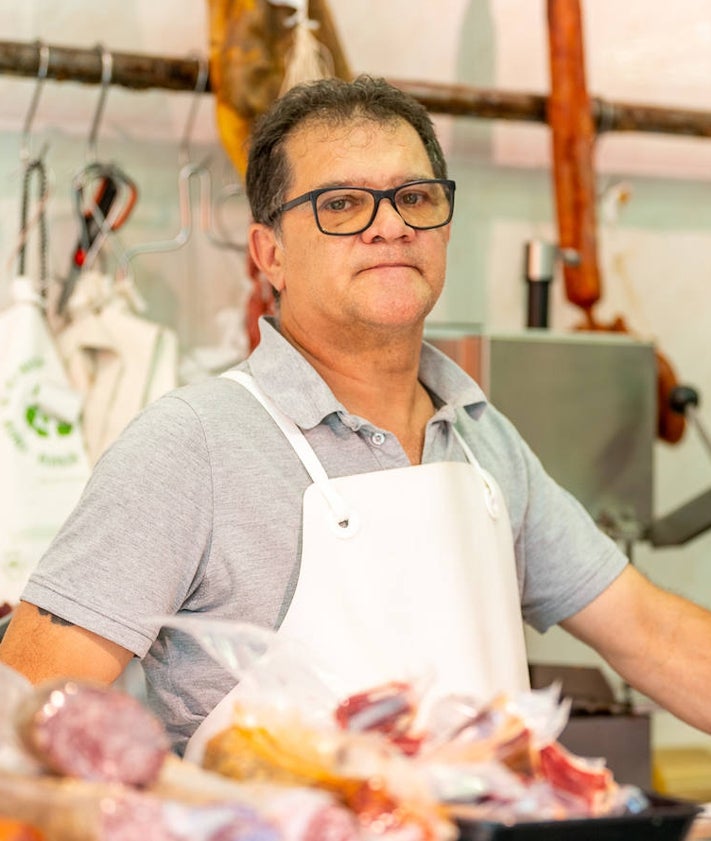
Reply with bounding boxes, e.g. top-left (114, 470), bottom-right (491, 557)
top-left (267, 178), bottom-right (456, 236)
